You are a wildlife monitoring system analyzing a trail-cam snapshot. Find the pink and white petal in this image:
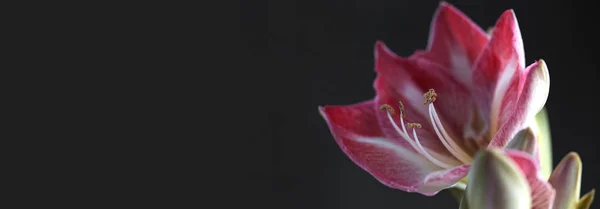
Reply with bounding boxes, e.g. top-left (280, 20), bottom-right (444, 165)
top-left (489, 60), bottom-right (549, 148)
top-left (505, 150), bottom-right (556, 209)
top-left (373, 42), bottom-right (448, 154)
top-left (426, 2), bottom-right (489, 86)
top-left (373, 41), bottom-right (470, 155)
top-left (374, 41), bottom-right (429, 118)
top-left (519, 60), bottom-right (550, 124)
top-left (418, 164), bottom-right (470, 196)
top-left (472, 10), bottom-right (526, 135)
top-left (319, 100), bottom-right (444, 194)
top-left (410, 56), bottom-right (474, 144)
